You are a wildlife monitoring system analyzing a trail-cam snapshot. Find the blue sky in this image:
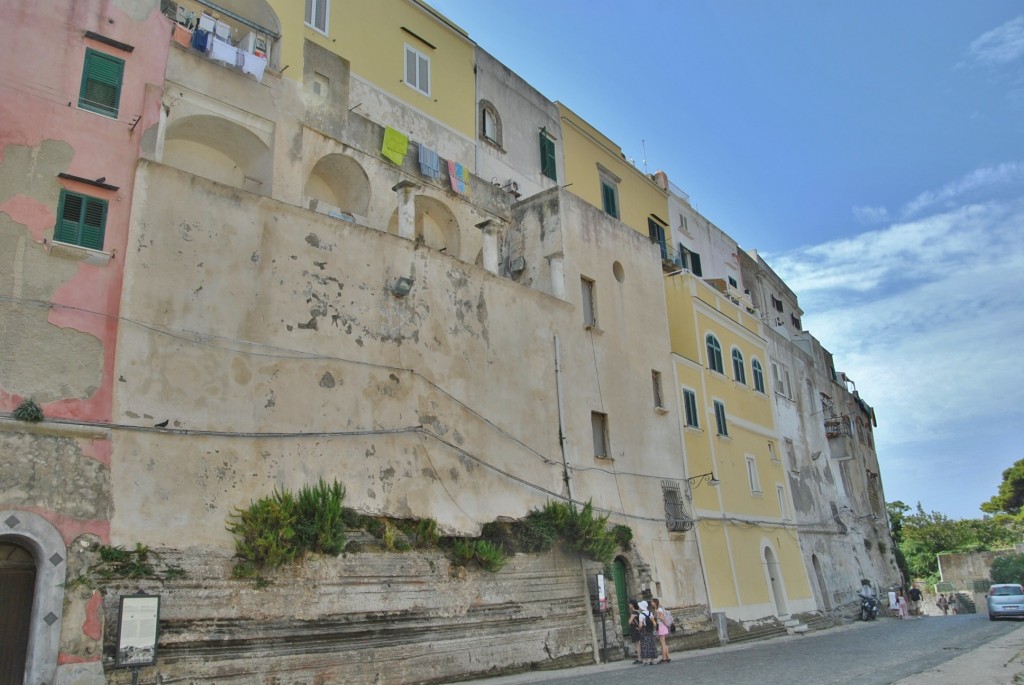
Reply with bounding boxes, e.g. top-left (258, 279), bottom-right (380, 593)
top-left (428, 0), bottom-right (1024, 520)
